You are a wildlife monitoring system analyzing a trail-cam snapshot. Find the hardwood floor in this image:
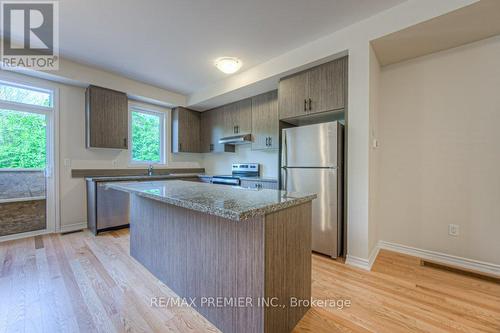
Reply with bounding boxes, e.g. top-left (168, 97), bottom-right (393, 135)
top-left (0, 229), bottom-right (499, 333)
